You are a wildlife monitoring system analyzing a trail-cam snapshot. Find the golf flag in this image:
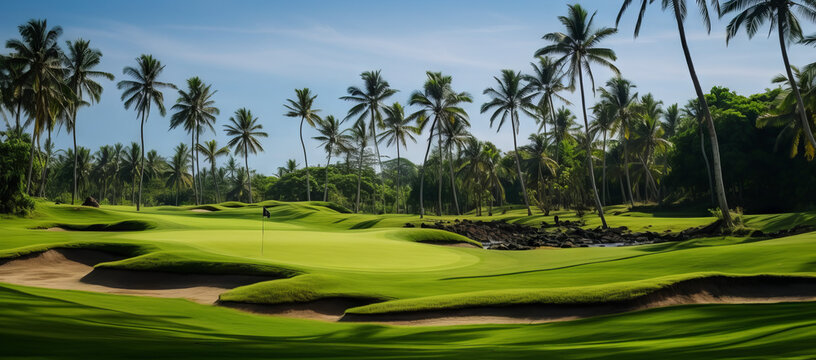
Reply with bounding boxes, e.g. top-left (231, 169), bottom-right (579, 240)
top-left (262, 206), bottom-right (271, 218)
